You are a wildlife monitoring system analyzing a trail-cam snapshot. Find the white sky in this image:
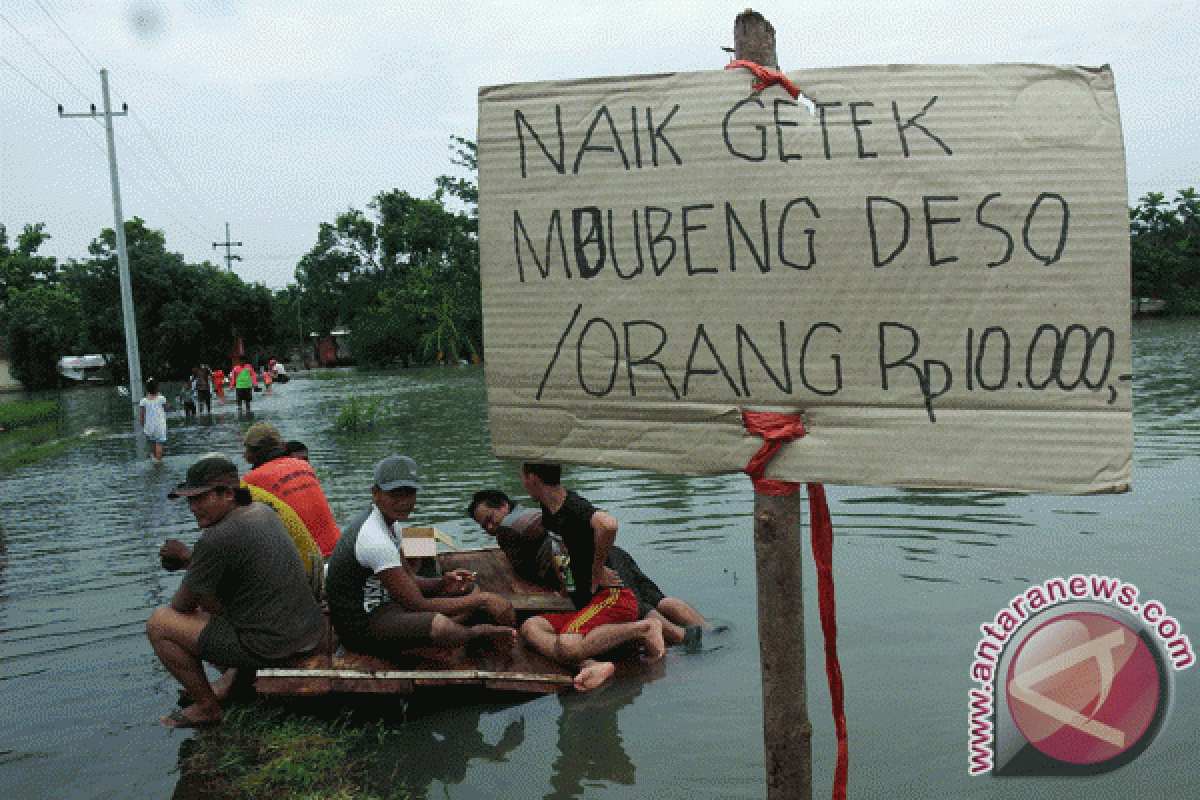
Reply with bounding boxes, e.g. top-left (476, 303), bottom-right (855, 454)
top-left (1, 1), bottom-right (1196, 289)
